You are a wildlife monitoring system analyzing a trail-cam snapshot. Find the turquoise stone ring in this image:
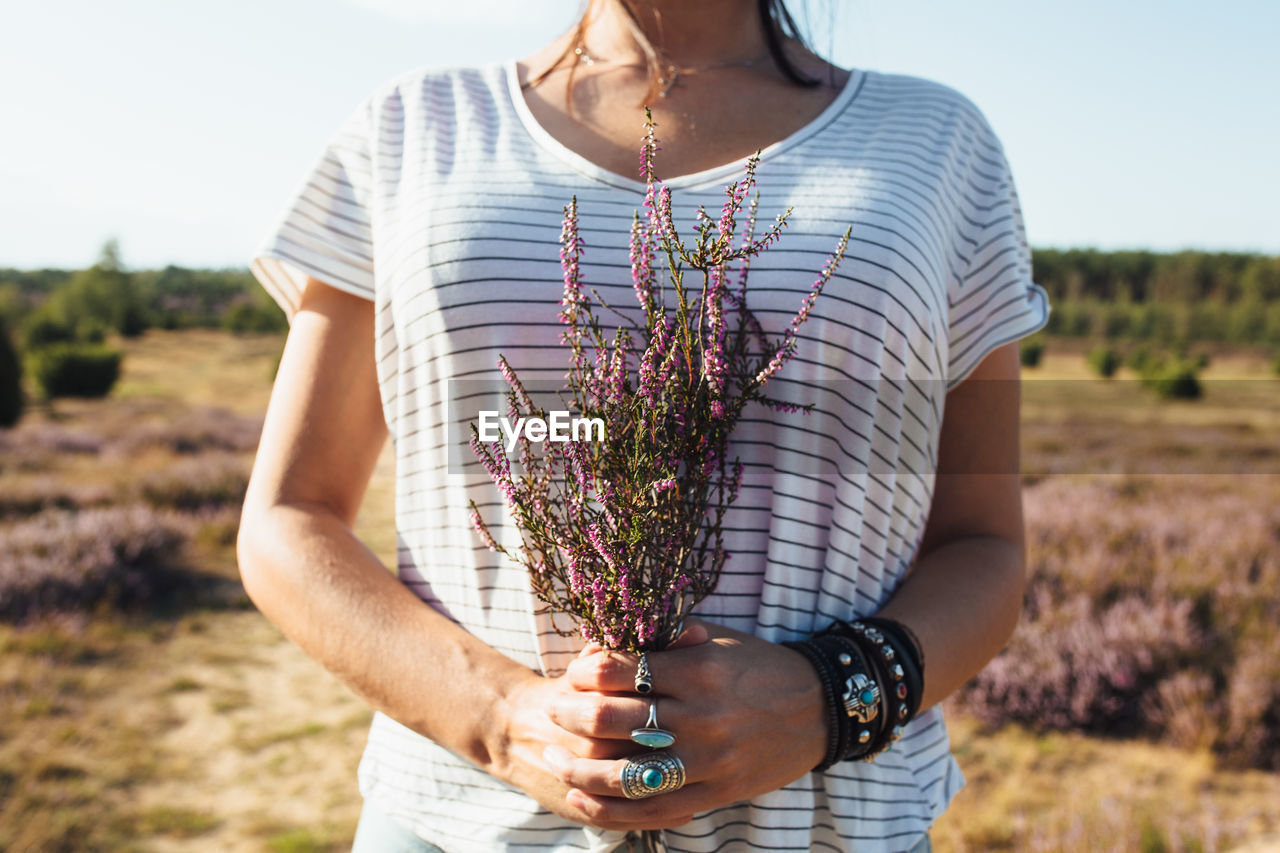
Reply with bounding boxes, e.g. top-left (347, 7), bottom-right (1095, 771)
top-left (619, 751), bottom-right (686, 799)
top-left (630, 699), bottom-right (676, 749)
